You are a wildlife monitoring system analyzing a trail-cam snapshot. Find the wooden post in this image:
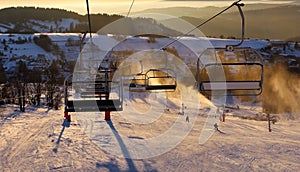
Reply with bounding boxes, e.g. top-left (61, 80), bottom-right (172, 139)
top-left (105, 111), bottom-right (111, 120)
top-left (220, 106), bottom-right (225, 122)
top-left (222, 113), bottom-right (225, 122)
top-left (64, 111), bottom-right (71, 122)
top-left (267, 113), bottom-right (272, 132)
top-left (37, 83), bottom-right (41, 105)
